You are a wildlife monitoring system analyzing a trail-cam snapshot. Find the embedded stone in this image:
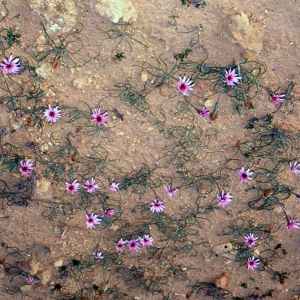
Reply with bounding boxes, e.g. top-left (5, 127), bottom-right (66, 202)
top-left (35, 61), bottom-right (52, 78)
top-left (213, 242), bottom-right (233, 255)
top-left (33, 178), bottom-right (52, 200)
top-left (72, 77), bottom-right (91, 89)
top-left (94, 0), bottom-right (138, 23)
top-left (39, 269), bottom-right (52, 285)
top-left (26, 0), bottom-right (78, 32)
top-left (54, 259), bottom-right (63, 267)
top-left (228, 12), bottom-right (263, 52)
top-left (29, 260), bottom-right (40, 275)
top-left (215, 272), bottom-right (231, 289)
